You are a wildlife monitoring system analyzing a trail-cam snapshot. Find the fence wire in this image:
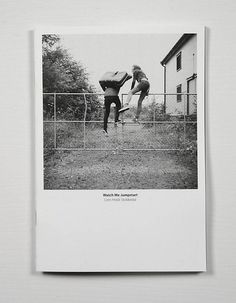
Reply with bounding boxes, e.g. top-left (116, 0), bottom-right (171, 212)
top-left (43, 93), bottom-right (197, 151)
